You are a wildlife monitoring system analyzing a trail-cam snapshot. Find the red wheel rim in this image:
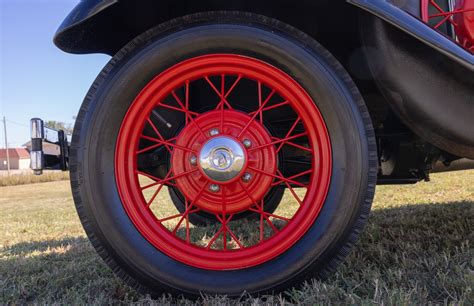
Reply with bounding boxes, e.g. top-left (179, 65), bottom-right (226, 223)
top-left (421, 0), bottom-right (474, 53)
top-left (115, 54), bottom-right (332, 270)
